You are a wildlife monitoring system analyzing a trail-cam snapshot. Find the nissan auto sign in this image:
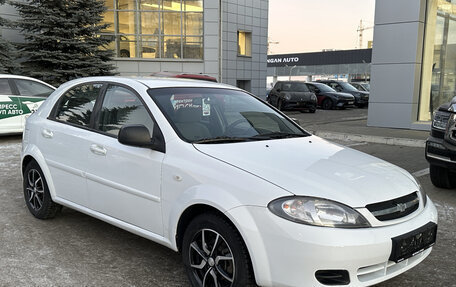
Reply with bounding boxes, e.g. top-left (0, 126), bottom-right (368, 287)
top-left (267, 56), bottom-right (300, 66)
top-left (267, 49), bottom-right (373, 67)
